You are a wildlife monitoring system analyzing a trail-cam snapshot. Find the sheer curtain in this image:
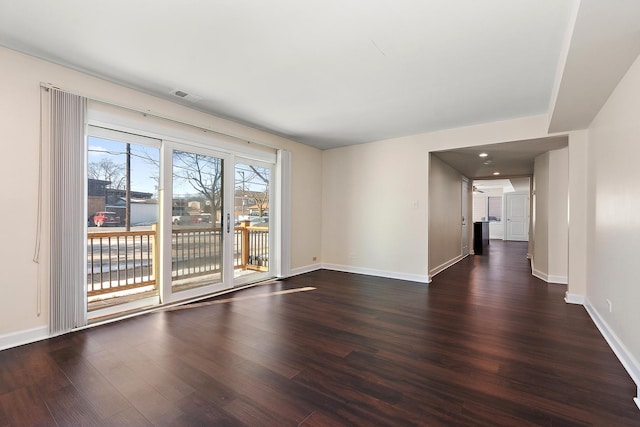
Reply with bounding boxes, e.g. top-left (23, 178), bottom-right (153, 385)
top-left (42, 86), bottom-right (87, 334)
